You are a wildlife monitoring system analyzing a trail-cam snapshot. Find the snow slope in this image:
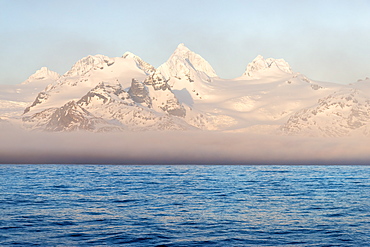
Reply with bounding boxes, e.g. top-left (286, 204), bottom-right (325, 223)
top-left (20, 45), bottom-right (220, 131)
top-left (281, 79), bottom-right (370, 137)
top-left (0, 67), bottom-right (60, 118)
top-left (157, 43), bottom-right (218, 104)
top-left (2, 44), bottom-right (369, 136)
top-left (242, 55), bottom-right (292, 78)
